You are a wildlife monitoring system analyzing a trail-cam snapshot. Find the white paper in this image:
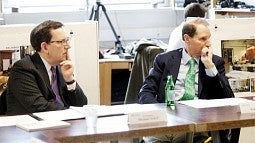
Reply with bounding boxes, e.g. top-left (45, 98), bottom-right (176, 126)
top-left (0, 115), bottom-right (38, 127)
top-left (33, 109), bottom-right (85, 121)
top-left (16, 120), bottom-right (70, 132)
top-left (32, 104), bottom-right (164, 121)
top-left (178, 98), bottom-right (254, 108)
top-left (71, 104), bottom-right (162, 117)
top-left (71, 105), bottom-right (124, 117)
